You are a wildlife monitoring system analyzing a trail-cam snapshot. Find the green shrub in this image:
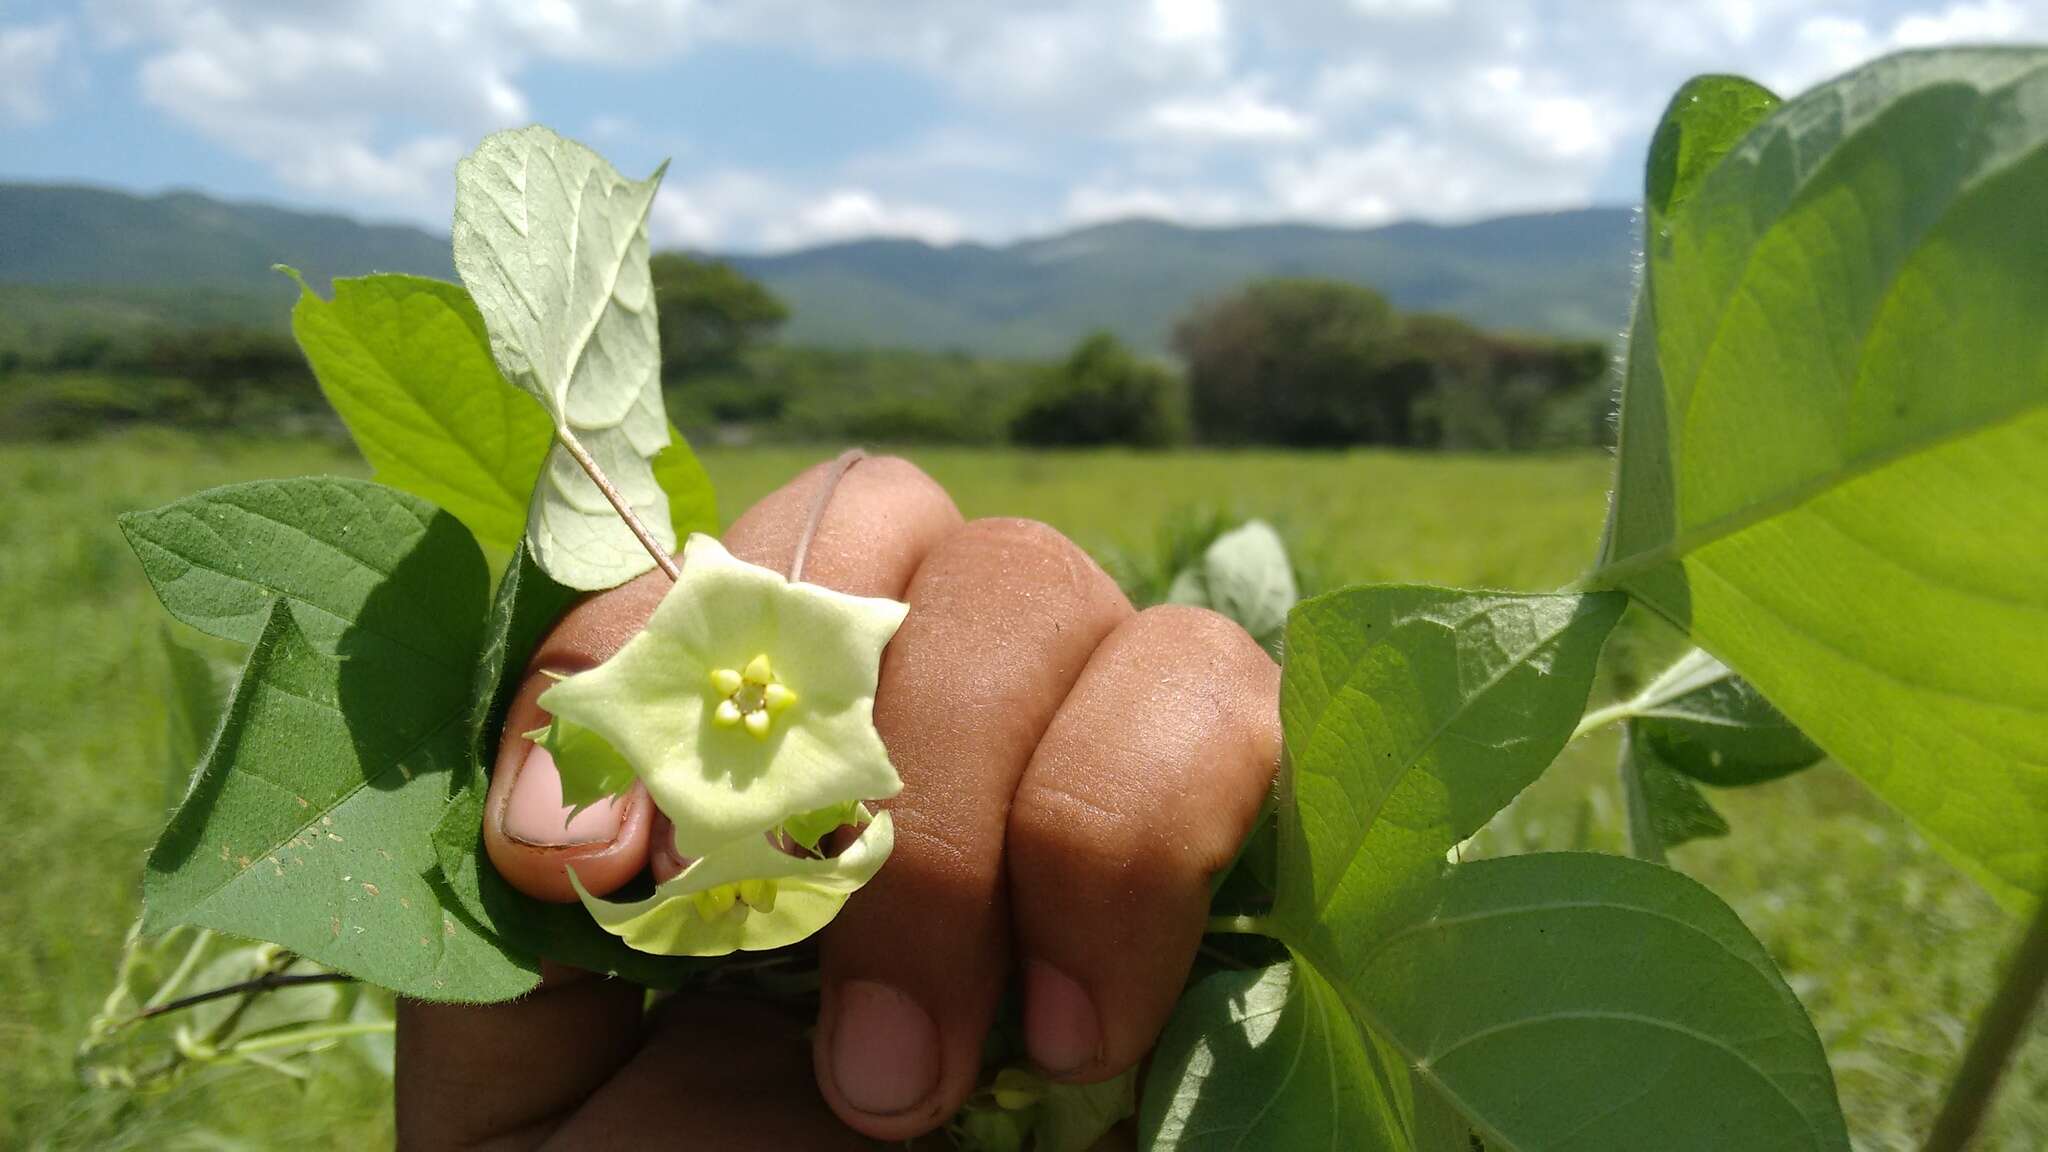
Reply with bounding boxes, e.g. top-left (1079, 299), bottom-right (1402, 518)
top-left (1008, 332), bottom-right (1187, 447)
